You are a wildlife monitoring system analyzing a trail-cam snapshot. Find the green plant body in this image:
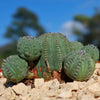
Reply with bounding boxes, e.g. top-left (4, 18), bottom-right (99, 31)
top-left (36, 33), bottom-right (71, 79)
top-left (17, 36), bottom-right (41, 61)
top-left (63, 50), bottom-right (95, 81)
top-left (70, 41), bottom-right (84, 51)
top-left (82, 44), bottom-right (99, 63)
top-left (2, 55), bottom-right (28, 83)
top-left (2, 33), bottom-right (99, 82)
